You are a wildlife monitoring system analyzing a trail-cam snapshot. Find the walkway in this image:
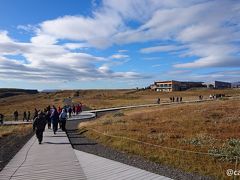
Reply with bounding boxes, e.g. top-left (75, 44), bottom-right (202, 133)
top-left (0, 129), bottom-right (86, 180)
top-left (84, 99), bottom-right (213, 114)
top-left (74, 150), bottom-right (171, 180)
top-left (0, 129), bottom-right (171, 180)
top-left (1, 121), bottom-right (32, 126)
top-left (2, 99), bottom-right (222, 179)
